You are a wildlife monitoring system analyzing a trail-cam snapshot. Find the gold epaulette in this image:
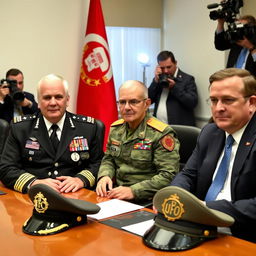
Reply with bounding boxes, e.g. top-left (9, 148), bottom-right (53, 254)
top-left (147, 118), bottom-right (168, 132)
top-left (111, 119), bottom-right (125, 127)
